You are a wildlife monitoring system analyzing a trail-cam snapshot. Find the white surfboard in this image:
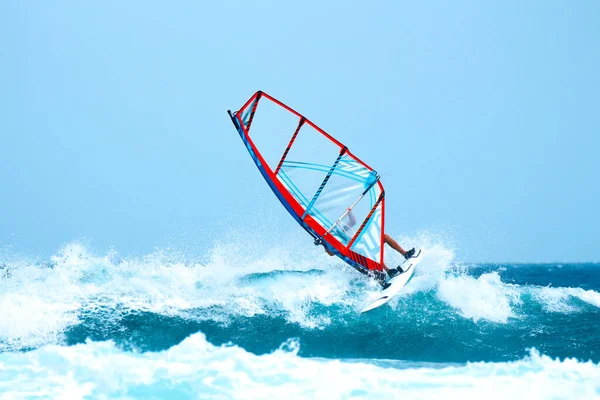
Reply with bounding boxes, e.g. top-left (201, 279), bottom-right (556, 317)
top-left (361, 249), bottom-right (423, 313)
